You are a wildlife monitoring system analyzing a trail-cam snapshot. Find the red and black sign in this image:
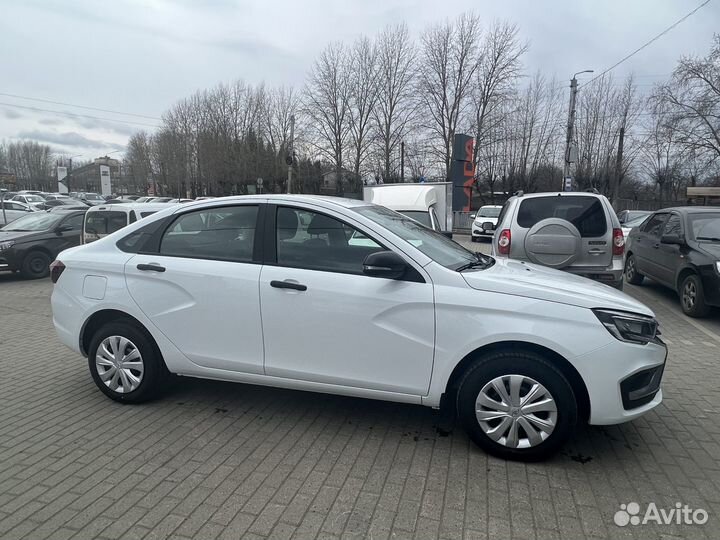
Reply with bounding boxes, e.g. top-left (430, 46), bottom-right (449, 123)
top-left (450, 134), bottom-right (475, 211)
